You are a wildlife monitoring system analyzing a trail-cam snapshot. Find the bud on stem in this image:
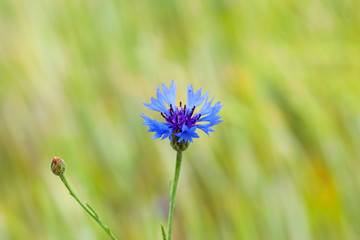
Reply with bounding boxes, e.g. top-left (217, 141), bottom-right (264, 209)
top-left (51, 156), bottom-right (66, 176)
